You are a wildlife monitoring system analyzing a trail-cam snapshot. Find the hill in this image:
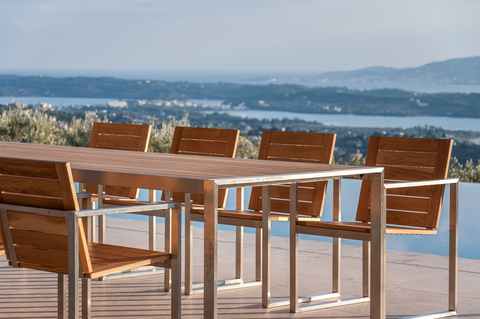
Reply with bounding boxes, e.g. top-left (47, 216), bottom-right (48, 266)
top-left (256, 56), bottom-right (480, 85)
